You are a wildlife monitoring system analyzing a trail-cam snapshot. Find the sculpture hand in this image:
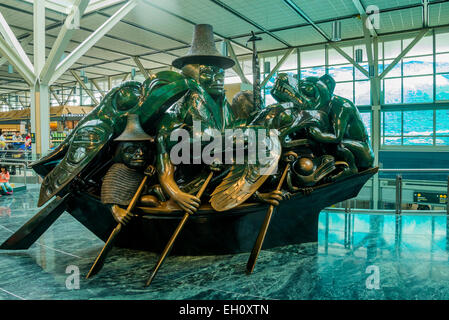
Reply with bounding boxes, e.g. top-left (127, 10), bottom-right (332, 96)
top-left (255, 190), bottom-right (284, 206)
top-left (171, 191), bottom-right (201, 215)
top-left (144, 165), bottom-right (156, 176)
top-left (111, 204), bottom-right (135, 226)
